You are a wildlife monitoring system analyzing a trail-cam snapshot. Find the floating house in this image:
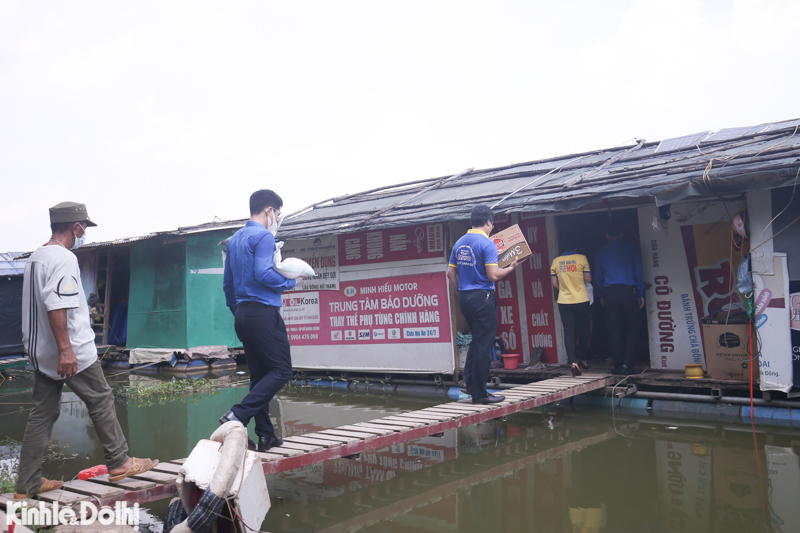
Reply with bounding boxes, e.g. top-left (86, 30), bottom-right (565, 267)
top-left (0, 252), bottom-right (27, 357)
top-left (68, 118), bottom-right (800, 392)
